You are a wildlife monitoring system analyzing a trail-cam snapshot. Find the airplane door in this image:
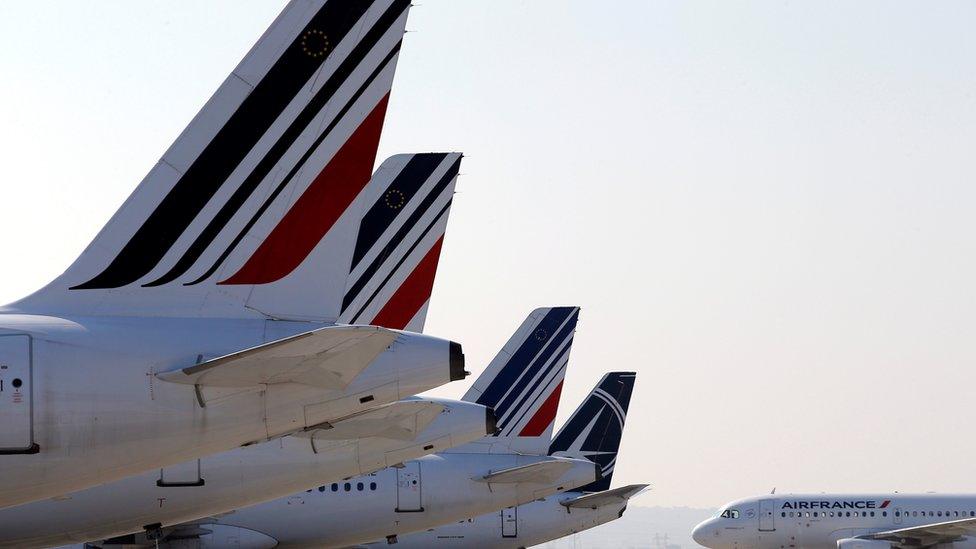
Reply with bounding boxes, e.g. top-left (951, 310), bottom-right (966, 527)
top-left (0, 335), bottom-right (36, 454)
top-left (759, 499), bottom-right (776, 531)
top-left (395, 462), bottom-right (423, 512)
top-left (501, 506), bottom-right (518, 538)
